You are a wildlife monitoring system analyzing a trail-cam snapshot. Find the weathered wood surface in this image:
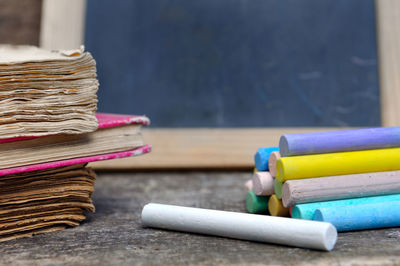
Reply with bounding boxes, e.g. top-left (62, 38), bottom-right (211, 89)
top-left (0, 172), bottom-right (400, 265)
